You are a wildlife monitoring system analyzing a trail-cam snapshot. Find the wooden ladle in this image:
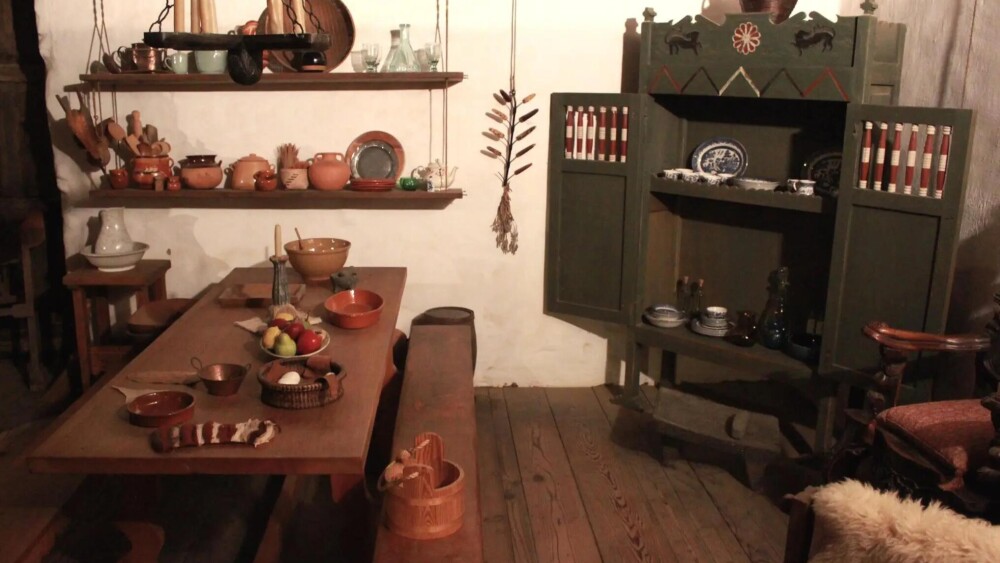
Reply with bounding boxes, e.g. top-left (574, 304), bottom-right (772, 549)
top-left (294, 228), bottom-right (304, 250)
